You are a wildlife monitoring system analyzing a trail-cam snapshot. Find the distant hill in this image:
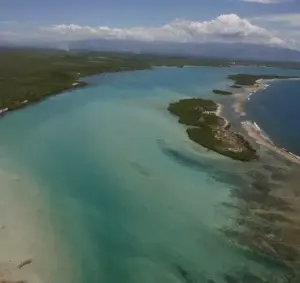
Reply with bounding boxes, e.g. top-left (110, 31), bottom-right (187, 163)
top-left (68, 39), bottom-right (300, 62)
top-left (2, 38), bottom-right (300, 62)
